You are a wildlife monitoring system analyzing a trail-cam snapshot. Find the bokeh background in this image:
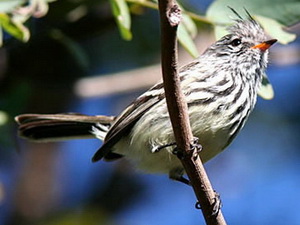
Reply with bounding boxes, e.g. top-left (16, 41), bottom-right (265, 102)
top-left (0, 0), bottom-right (300, 224)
